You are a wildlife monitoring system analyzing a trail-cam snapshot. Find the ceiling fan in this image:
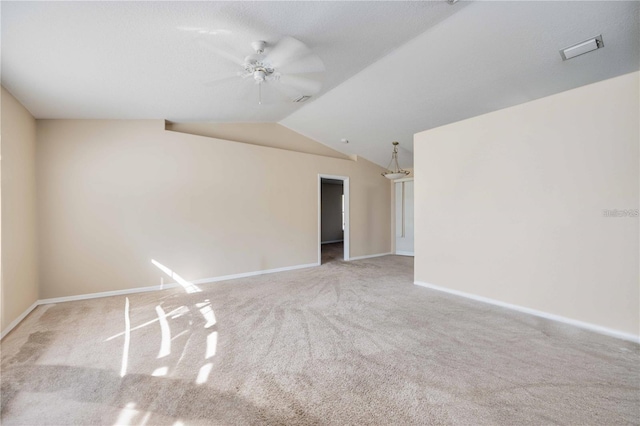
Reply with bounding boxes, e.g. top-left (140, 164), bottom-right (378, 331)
top-left (200, 36), bottom-right (325, 105)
